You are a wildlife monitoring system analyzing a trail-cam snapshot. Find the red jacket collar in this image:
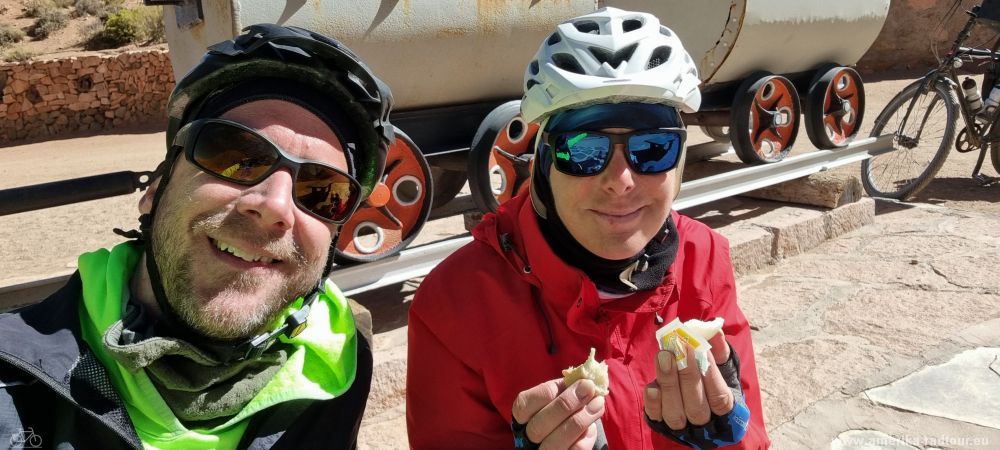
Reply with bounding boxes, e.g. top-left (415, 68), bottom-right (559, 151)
top-left (471, 192), bottom-right (676, 317)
